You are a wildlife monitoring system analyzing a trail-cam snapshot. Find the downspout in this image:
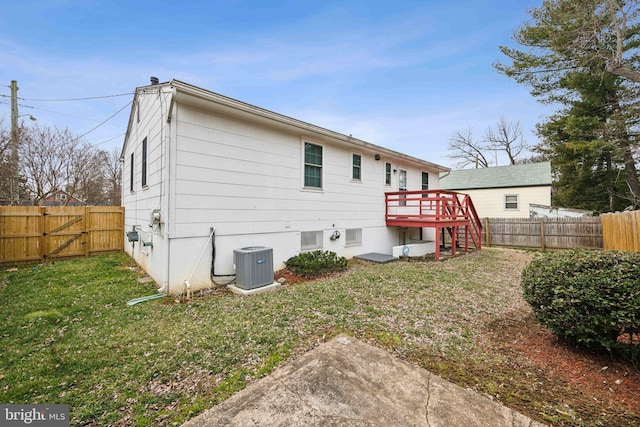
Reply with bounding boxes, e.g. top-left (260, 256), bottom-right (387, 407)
top-left (119, 155), bottom-right (124, 205)
top-left (158, 87), bottom-right (176, 294)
